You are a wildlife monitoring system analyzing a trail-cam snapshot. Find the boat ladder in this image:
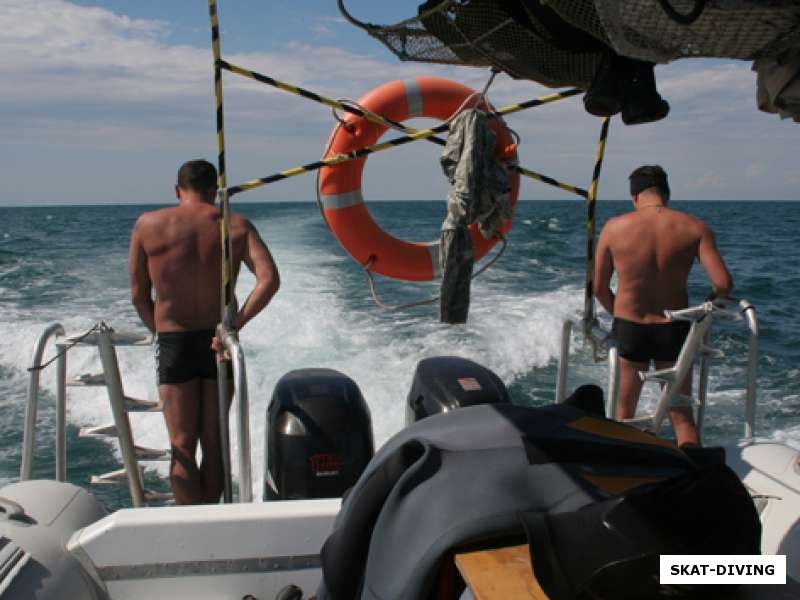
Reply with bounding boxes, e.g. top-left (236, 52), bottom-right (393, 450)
top-left (20, 322), bottom-right (170, 507)
top-left (556, 299), bottom-right (759, 441)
